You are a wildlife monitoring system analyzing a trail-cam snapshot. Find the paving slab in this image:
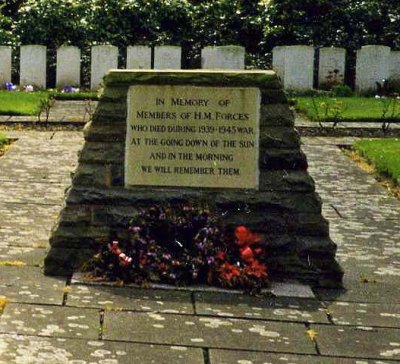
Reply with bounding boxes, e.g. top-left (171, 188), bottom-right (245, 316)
top-left (0, 304), bottom-right (100, 340)
top-left (0, 203), bottom-right (59, 248)
top-left (67, 284), bottom-right (194, 314)
top-left (0, 181), bottom-right (65, 204)
top-left (194, 292), bottom-right (328, 323)
top-left (0, 333), bottom-right (204, 364)
top-left (314, 324), bottom-right (400, 361)
top-left (104, 311), bottom-right (316, 353)
top-left (326, 301), bottom-right (400, 328)
top-left (209, 349), bottom-right (395, 363)
top-left (314, 274), bottom-right (400, 304)
top-left (0, 246), bottom-right (45, 266)
top-left (0, 266), bottom-right (65, 304)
